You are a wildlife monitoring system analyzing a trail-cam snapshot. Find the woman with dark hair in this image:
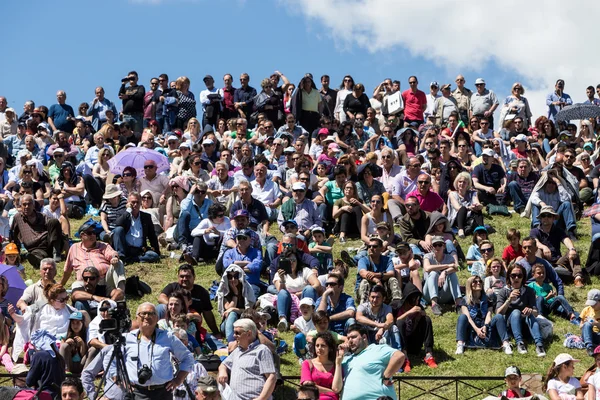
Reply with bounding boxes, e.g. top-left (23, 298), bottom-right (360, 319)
top-left (300, 331), bottom-right (343, 400)
top-left (291, 75), bottom-right (322, 134)
top-left (453, 137), bottom-right (475, 171)
top-left (534, 116), bottom-right (558, 155)
top-left (496, 263), bottom-right (545, 357)
top-left (438, 159), bottom-right (463, 202)
top-left (334, 75), bottom-right (355, 123)
top-left (158, 291), bottom-right (191, 333)
top-left (360, 194), bottom-right (393, 244)
top-left (335, 121), bottom-right (359, 151)
top-left (343, 83), bottom-right (370, 122)
top-left (254, 78), bottom-right (283, 127)
top-left (164, 176), bottom-right (189, 235)
top-left (283, 83), bottom-right (296, 116)
top-left (14, 164), bottom-right (44, 206)
top-left (182, 153), bottom-right (210, 184)
top-left (118, 165), bottom-right (141, 198)
top-left (188, 203), bottom-right (231, 264)
top-left (217, 265), bottom-right (256, 342)
top-left (334, 154), bottom-right (358, 182)
top-left (356, 164), bottom-right (385, 204)
top-left (76, 103), bottom-right (90, 120)
top-left (60, 311), bottom-right (88, 373)
top-left (54, 161), bottom-right (86, 218)
top-left (290, 155), bottom-right (318, 190)
top-left (332, 180), bottom-right (371, 242)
